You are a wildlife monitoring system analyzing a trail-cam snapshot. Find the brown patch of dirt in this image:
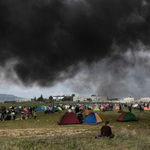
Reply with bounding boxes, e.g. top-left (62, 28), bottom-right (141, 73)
top-left (0, 128), bottom-right (94, 138)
